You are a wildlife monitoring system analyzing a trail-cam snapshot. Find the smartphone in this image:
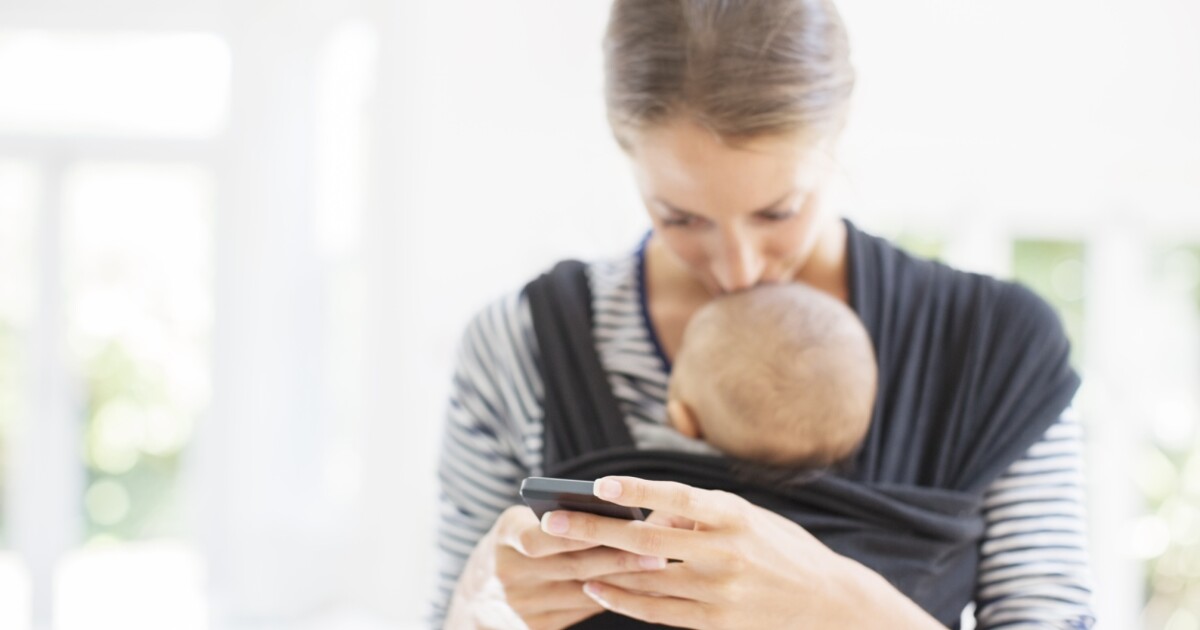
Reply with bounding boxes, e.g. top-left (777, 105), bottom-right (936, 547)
top-left (520, 476), bottom-right (647, 521)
